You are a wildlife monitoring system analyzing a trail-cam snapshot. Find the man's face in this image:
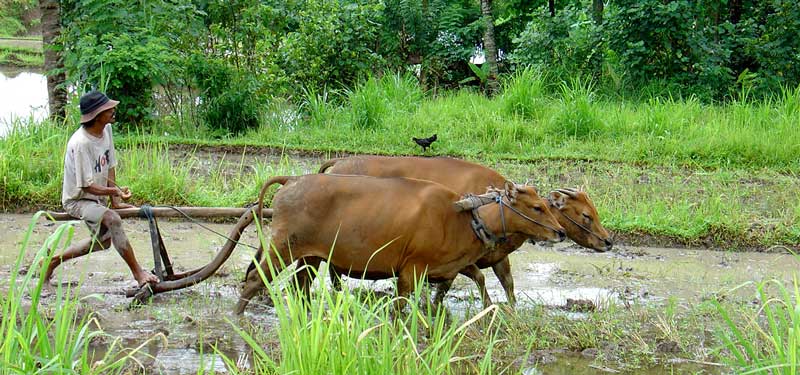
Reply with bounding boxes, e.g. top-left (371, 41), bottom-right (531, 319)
top-left (97, 107), bottom-right (116, 126)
